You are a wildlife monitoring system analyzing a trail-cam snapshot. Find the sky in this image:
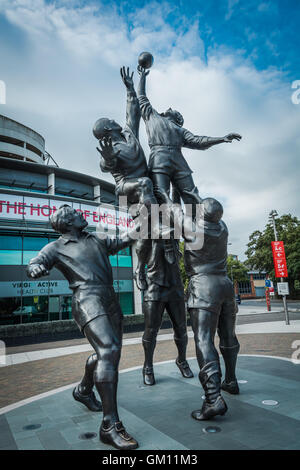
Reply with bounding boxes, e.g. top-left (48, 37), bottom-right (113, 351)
top-left (0, 0), bottom-right (300, 259)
